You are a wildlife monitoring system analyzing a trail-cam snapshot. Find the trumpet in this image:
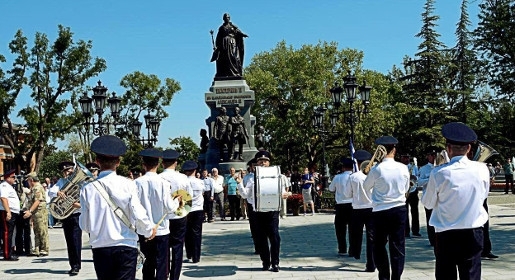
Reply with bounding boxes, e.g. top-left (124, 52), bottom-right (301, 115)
top-left (363, 145), bottom-right (387, 175)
